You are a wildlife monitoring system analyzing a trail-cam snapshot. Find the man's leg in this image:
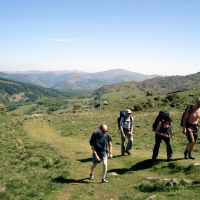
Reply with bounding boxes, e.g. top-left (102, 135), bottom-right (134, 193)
top-left (152, 135), bottom-right (162, 160)
top-left (163, 137), bottom-right (173, 160)
top-left (185, 131), bottom-right (196, 159)
top-left (121, 134), bottom-right (126, 155)
top-left (90, 153), bottom-right (98, 179)
top-left (126, 133), bottom-right (133, 154)
top-left (188, 132), bottom-right (197, 159)
top-left (90, 163), bottom-right (97, 179)
top-left (102, 156), bottom-right (108, 183)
